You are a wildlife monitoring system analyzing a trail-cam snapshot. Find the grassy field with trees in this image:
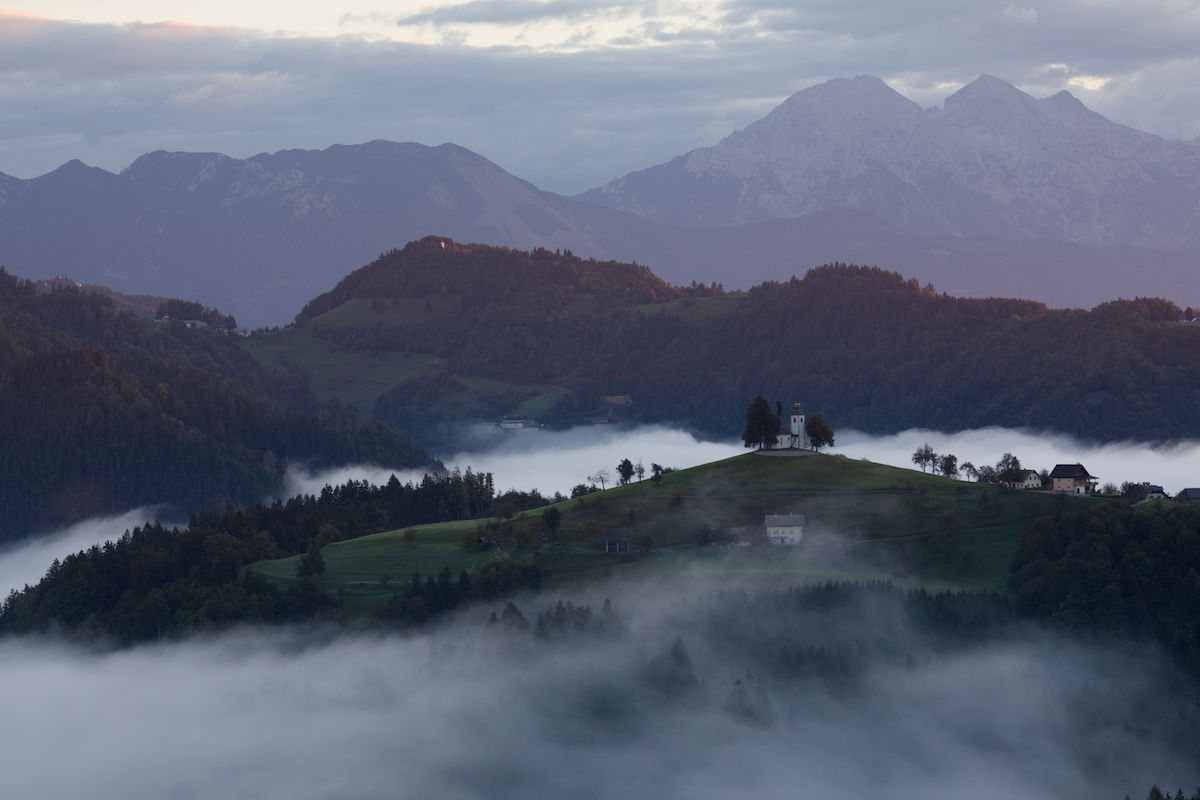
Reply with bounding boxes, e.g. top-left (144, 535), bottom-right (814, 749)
top-left (244, 451), bottom-right (1096, 609)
